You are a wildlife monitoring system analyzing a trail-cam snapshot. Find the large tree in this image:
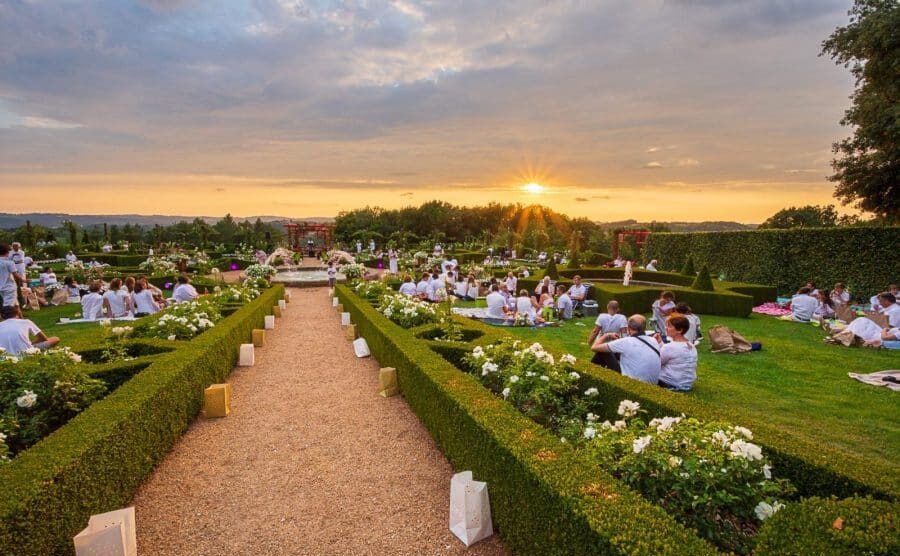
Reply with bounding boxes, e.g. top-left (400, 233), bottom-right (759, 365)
top-left (759, 205), bottom-right (841, 229)
top-left (821, 0), bottom-right (900, 223)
